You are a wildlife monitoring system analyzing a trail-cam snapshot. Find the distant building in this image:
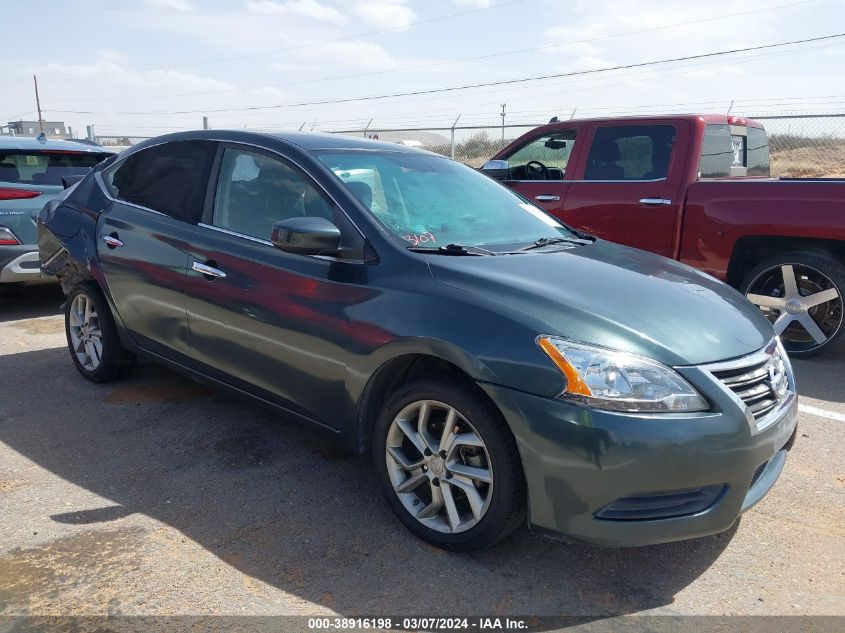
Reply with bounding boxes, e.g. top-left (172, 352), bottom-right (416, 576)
top-left (6, 120), bottom-right (67, 136)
